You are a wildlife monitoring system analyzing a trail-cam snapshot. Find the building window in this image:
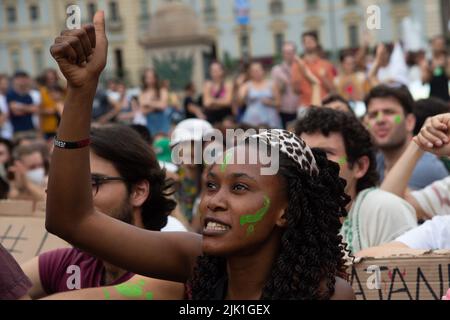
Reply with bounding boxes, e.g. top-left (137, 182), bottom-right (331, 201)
top-left (87, 3), bottom-right (97, 22)
top-left (34, 48), bottom-right (44, 74)
top-left (204, 0), bottom-right (216, 23)
top-left (109, 1), bottom-right (119, 21)
top-left (345, 0), bottom-right (357, 6)
top-left (270, 0), bottom-right (284, 15)
top-left (140, 0), bottom-right (149, 19)
top-left (7, 6), bottom-right (17, 24)
top-left (10, 50), bottom-right (21, 72)
top-left (391, 0), bottom-right (409, 4)
top-left (239, 29), bottom-right (251, 59)
top-left (348, 25), bottom-right (359, 48)
top-left (306, 0), bottom-right (318, 11)
top-left (29, 4), bottom-right (39, 22)
top-left (274, 33), bottom-right (284, 56)
top-left (115, 48), bottom-right (124, 79)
